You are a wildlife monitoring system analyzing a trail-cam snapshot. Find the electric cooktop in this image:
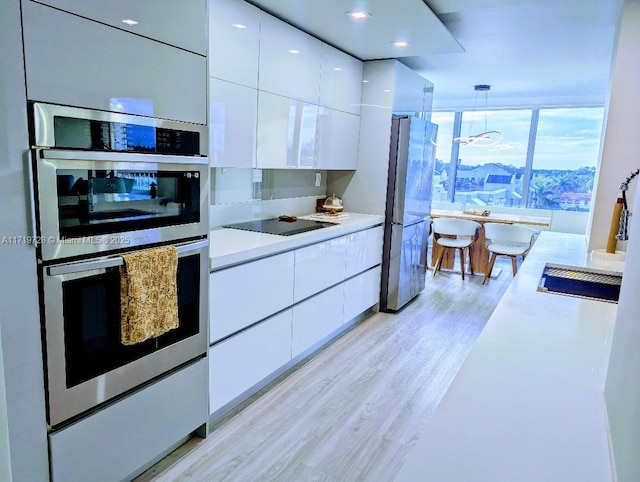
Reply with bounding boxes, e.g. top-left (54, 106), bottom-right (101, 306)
top-left (223, 218), bottom-right (335, 236)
